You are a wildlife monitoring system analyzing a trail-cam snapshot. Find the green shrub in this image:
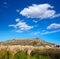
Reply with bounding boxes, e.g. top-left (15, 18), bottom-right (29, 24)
top-left (8, 50), bottom-right (15, 59)
top-left (0, 48), bottom-right (60, 59)
top-left (15, 51), bottom-right (27, 59)
top-left (0, 49), bottom-right (8, 59)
